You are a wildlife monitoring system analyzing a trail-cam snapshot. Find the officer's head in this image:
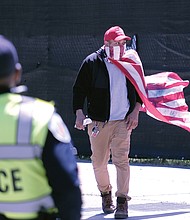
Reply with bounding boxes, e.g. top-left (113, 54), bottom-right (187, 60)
top-left (0, 35), bottom-right (22, 88)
